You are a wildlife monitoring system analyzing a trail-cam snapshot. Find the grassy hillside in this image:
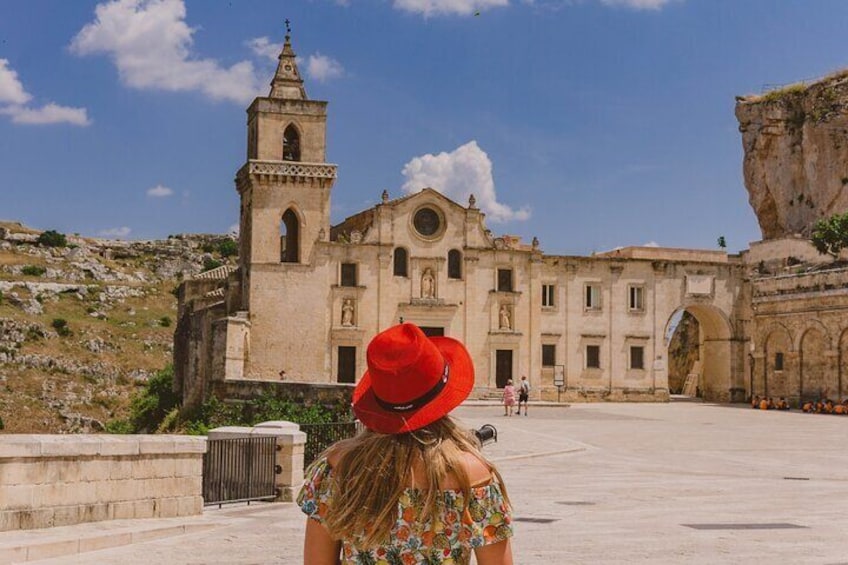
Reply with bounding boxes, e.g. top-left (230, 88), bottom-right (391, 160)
top-left (0, 222), bottom-right (236, 433)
